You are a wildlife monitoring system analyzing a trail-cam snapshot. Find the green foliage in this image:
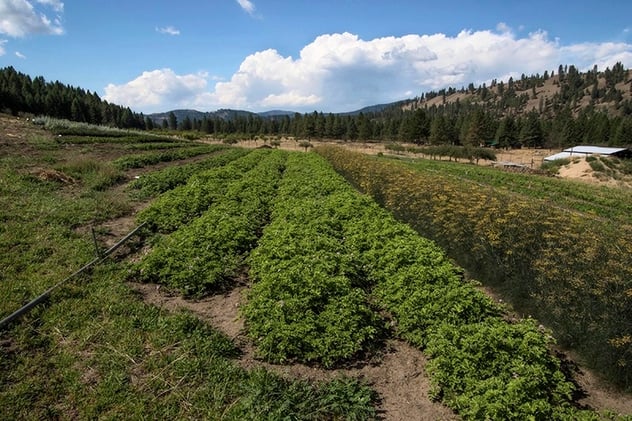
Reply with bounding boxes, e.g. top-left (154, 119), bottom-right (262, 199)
top-left (410, 145), bottom-right (497, 163)
top-left (385, 142), bottom-right (406, 152)
top-left (136, 149), bottom-right (265, 232)
top-left (136, 150), bottom-right (287, 296)
top-left (243, 153), bottom-right (385, 367)
top-left (225, 369), bottom-right (378, 420)
top-left (318, 145), bottom-right (632, 390)
top-left (425, 320), bottom-right (577, 420)
top-left (113, 144), bottom-right (226, 170)
top-left (588, 158), bottom-right (606, 172)
top-left (298, 140), bottom-right (313, 150)
top-left (540, 158), bottom-right (570, 175)
top-left (128, 148), bottom-right (247, 198)
top-left (55, 157), bottom-right (124, 191)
